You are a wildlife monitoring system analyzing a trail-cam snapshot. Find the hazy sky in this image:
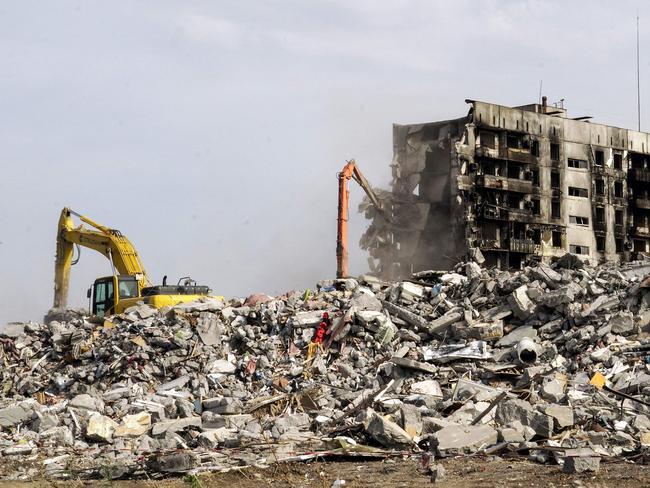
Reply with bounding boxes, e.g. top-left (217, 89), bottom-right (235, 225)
top-left (0, 0), bottom-right (647, 324)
